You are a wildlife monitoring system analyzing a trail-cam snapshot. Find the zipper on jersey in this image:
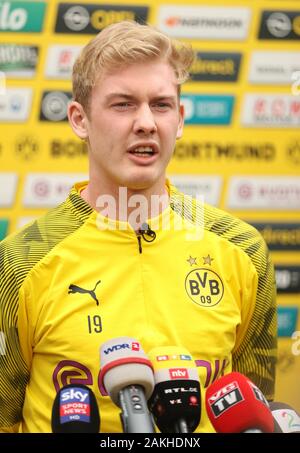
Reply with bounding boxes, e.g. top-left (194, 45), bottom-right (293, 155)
top-left (136, 224), bottom-right (156, 254)
top-left (137, 235), bottom-right (142, 254)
